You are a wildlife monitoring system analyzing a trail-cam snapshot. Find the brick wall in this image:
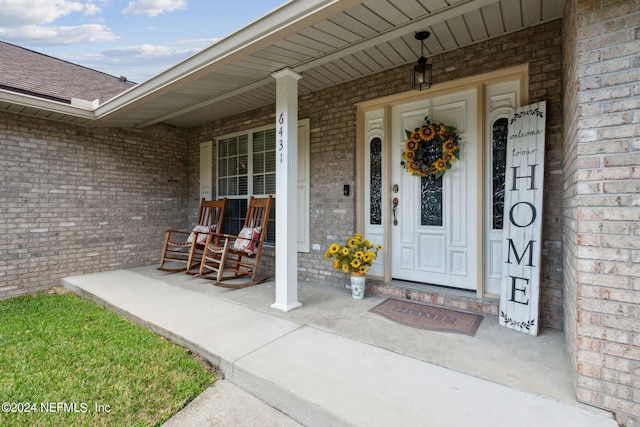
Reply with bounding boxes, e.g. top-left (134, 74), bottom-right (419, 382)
top-left (0, 22), bottom-right (566, 331)
top-left (562, 0), bottom-right (580, 413)
top-left (0, 111), bottom-right (189, 298)
top-left (303, 21), bottom-right (565, 330)
top-left (563, 1), bottom-right (640, 425)
top-left (187, 21), bottom-right (565, 329)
